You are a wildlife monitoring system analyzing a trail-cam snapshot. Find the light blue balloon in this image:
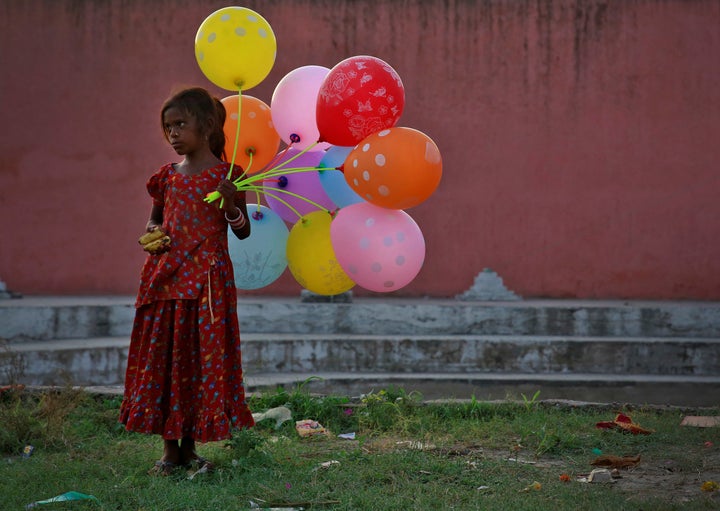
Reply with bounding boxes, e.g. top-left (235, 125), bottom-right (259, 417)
top-left (228, 204), bottom-right (289, 290)
top-left (319, 144), bottom-right (353, 168)
top-left (318, 145), bottom-right (364, 208)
